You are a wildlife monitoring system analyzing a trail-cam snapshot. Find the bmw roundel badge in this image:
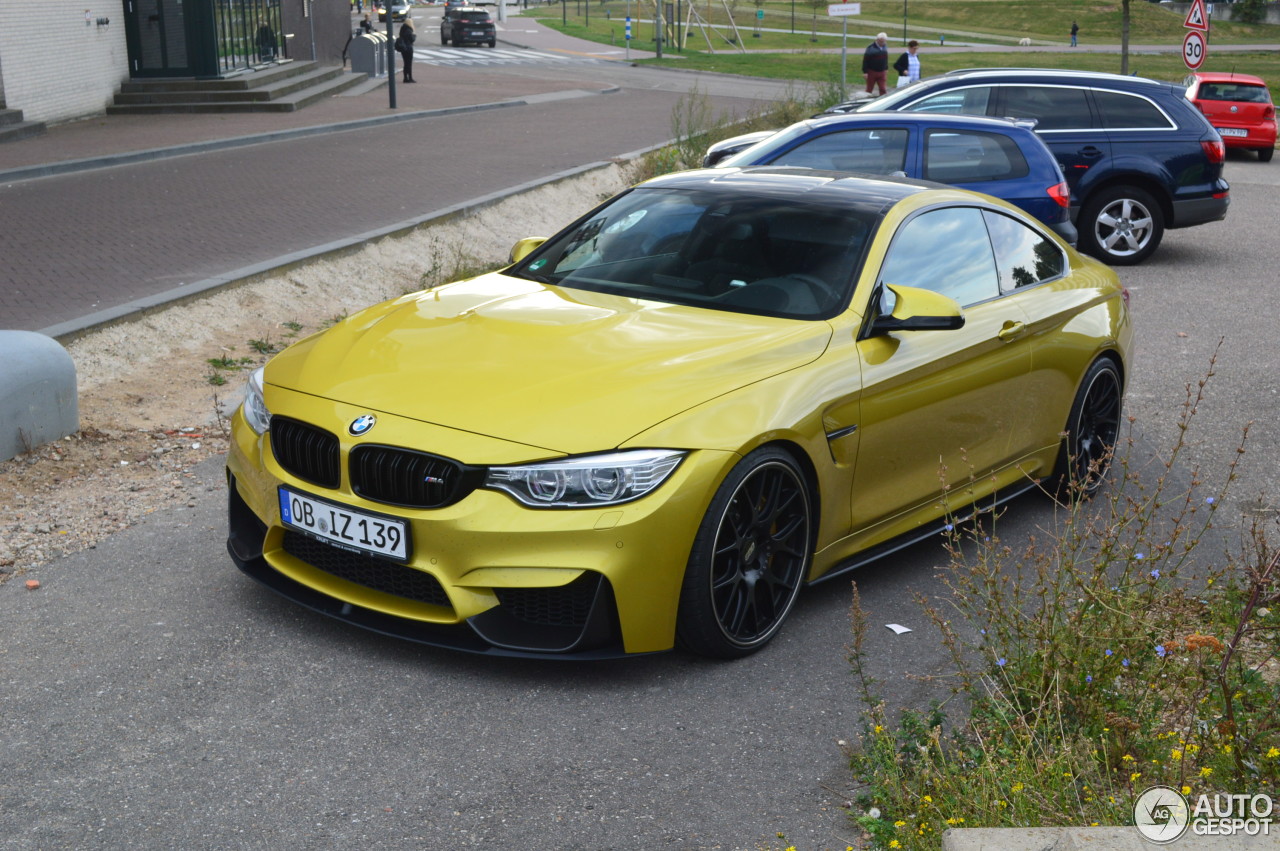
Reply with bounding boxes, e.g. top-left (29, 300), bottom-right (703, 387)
top-left (349, 414), bottom-right (377, 436)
